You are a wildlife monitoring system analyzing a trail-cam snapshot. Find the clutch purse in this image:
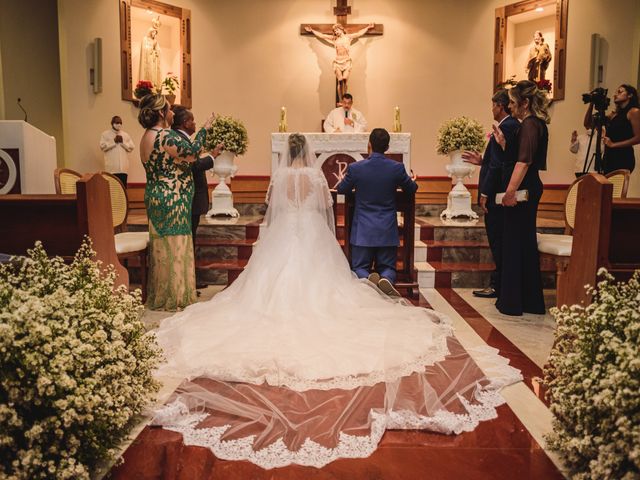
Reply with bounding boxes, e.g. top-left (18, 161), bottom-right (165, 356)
top-left (495, 189), bottom-right (529, 205)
